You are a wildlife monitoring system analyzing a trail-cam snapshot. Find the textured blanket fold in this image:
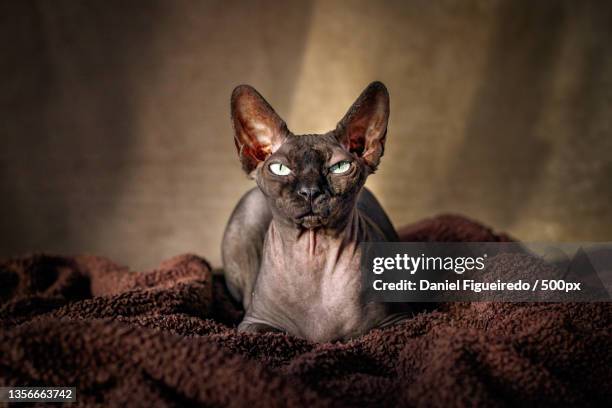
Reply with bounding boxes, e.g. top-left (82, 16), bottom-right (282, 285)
top-left (1, 215), bottom-right (610, 407)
